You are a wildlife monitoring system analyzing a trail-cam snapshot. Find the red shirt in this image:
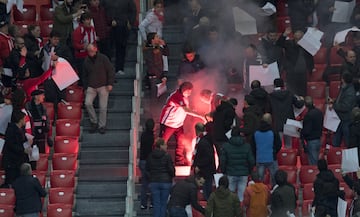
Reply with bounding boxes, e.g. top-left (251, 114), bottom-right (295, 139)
top-left (0, 32), bottom-right (13, 67)
top-left (72, 24), bottom-right (97, 59)
top-left (159, 89), bottom-right (188, 128)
